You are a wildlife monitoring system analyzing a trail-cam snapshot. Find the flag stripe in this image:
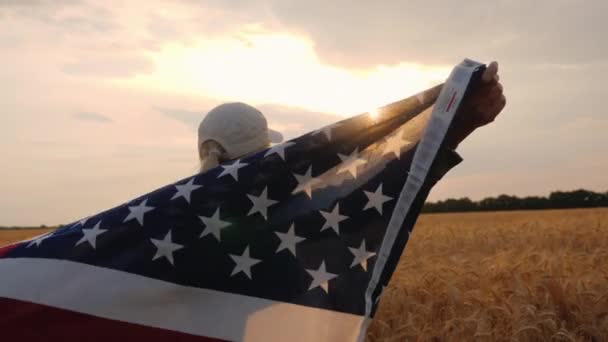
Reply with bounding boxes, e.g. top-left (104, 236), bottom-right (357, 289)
top-left (363, 60), bottom-right (483, 316)
top-left (445, 91), bottom-right (457, 112)
top-left (0, 258), bottom-right (365, 342)
top-left (0, 243), bottom-right (17, 258)
top-left (0, 297), bottom-right (225, 342)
